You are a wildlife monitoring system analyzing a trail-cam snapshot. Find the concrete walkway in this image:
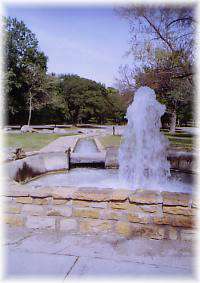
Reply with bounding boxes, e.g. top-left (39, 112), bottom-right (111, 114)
top-left (40, 135), bottom-right (83, 153)
top-left (2, 227), bottom-right (195, 280)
